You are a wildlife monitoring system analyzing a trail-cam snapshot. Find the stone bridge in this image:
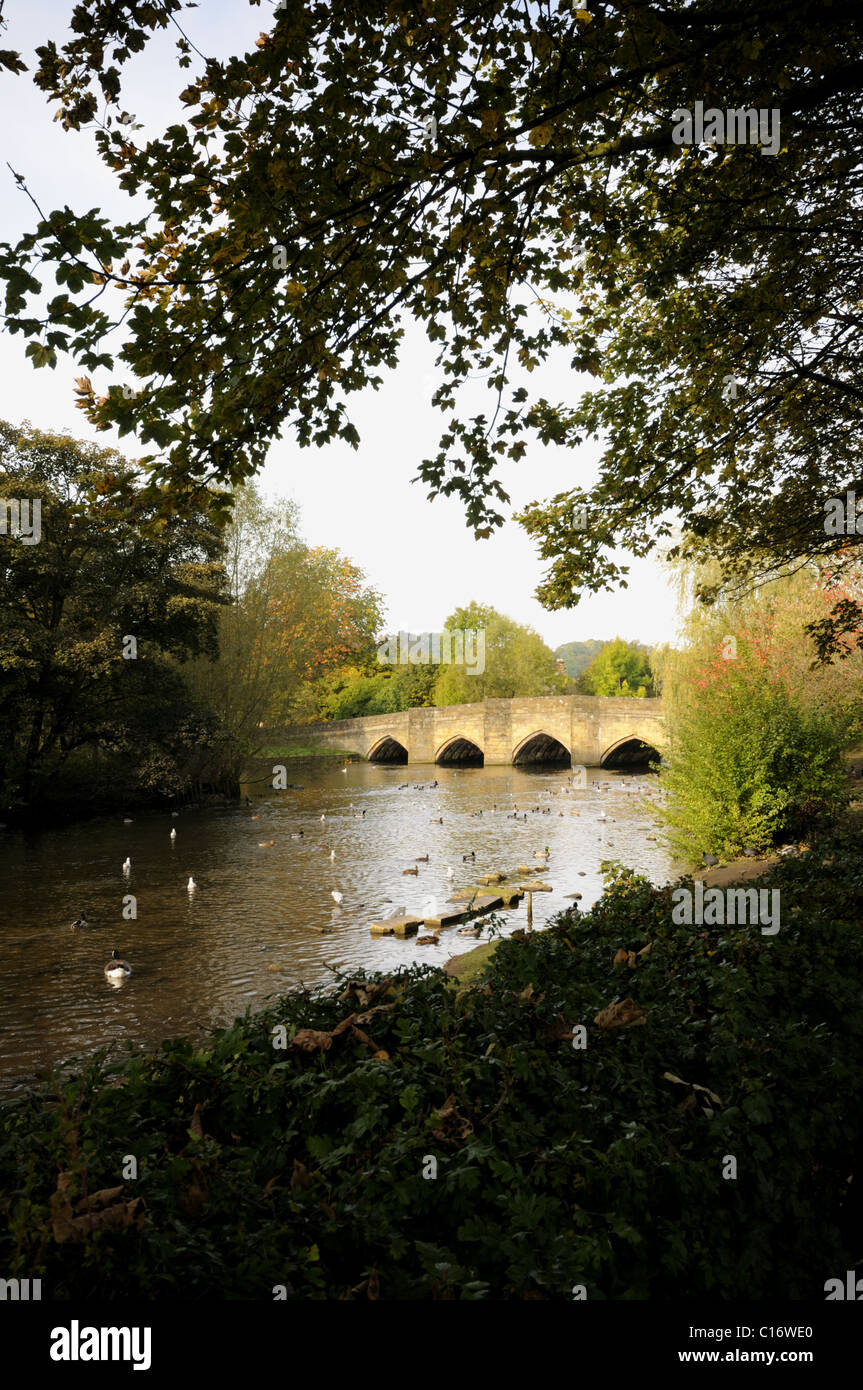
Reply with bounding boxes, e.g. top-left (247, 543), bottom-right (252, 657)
top-left (278, 695), bottom-right (665, 767)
